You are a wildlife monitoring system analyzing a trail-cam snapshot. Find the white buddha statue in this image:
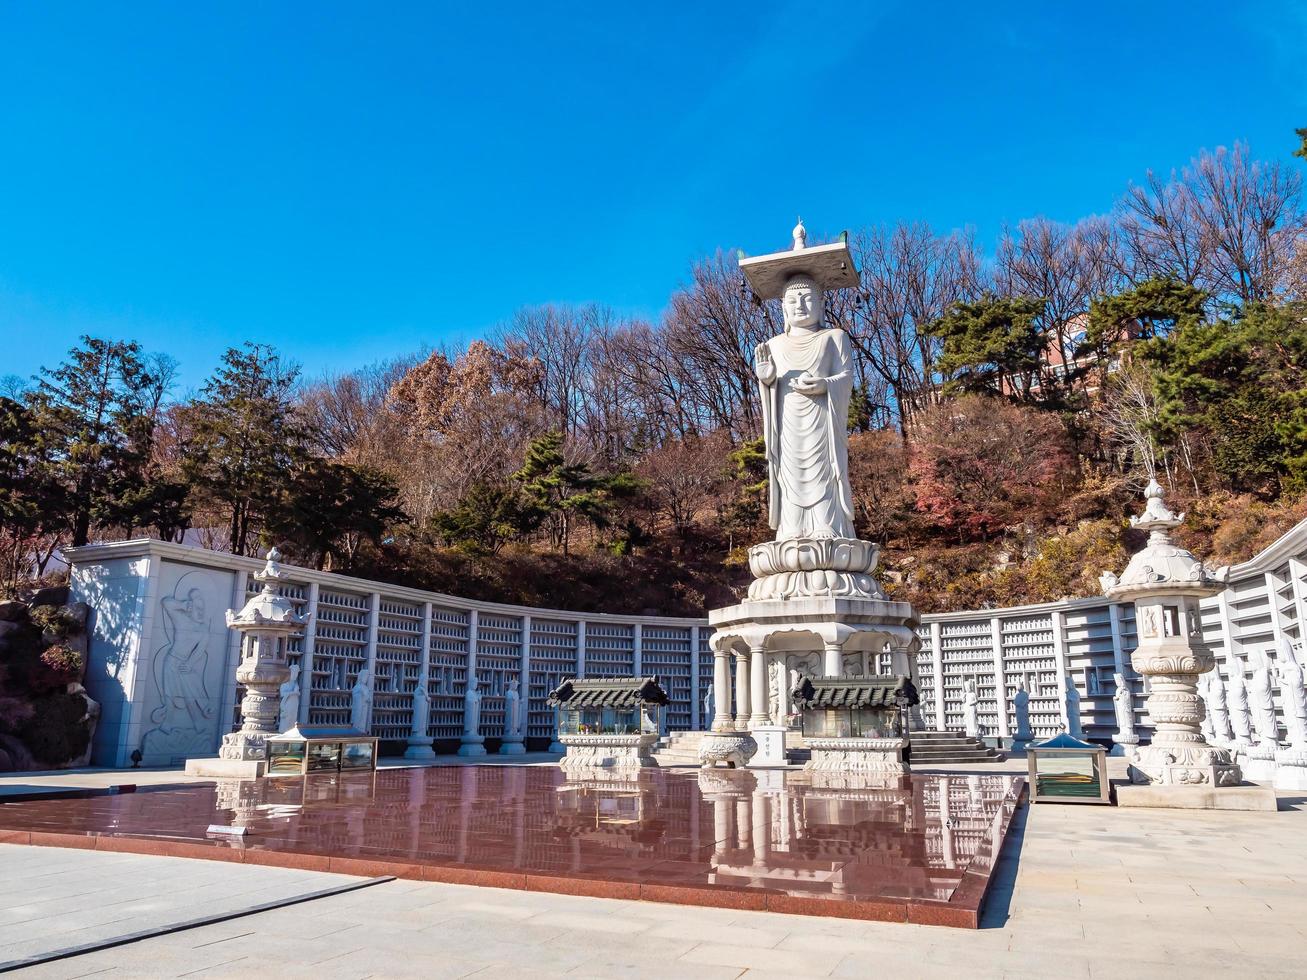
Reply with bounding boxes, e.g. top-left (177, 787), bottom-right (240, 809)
top-left (755, 261), bottom-right (855, 542)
